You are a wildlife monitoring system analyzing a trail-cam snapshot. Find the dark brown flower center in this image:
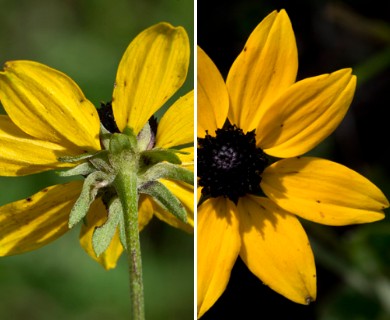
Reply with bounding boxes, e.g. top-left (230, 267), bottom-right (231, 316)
top-left (197, 122), bottom-right (268, 203)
